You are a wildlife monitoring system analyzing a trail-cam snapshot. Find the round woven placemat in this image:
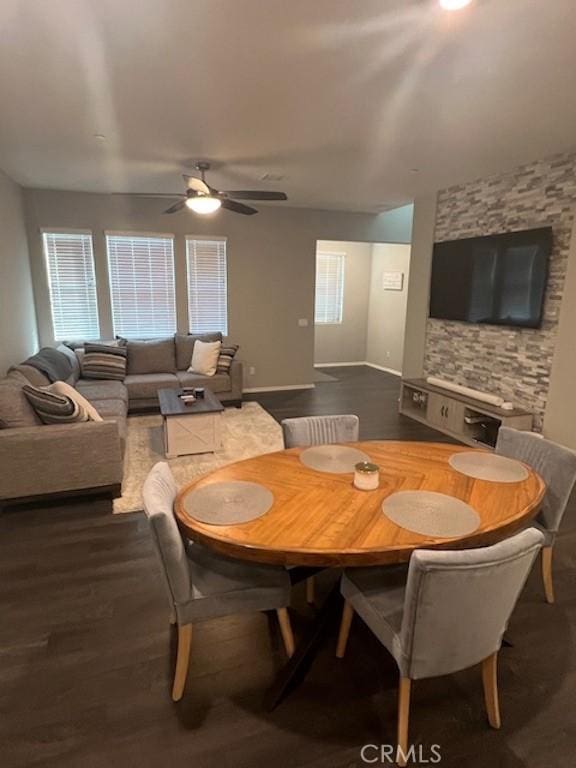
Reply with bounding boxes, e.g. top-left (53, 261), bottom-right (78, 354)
top-left (300, 445), bottom-right (371, 474)
top-left (183, 481), bottom-right (273, 525)
top-left (449, 452), bottom-right (529, 483)
top-left (382, 490), bottom-right (481, 538)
